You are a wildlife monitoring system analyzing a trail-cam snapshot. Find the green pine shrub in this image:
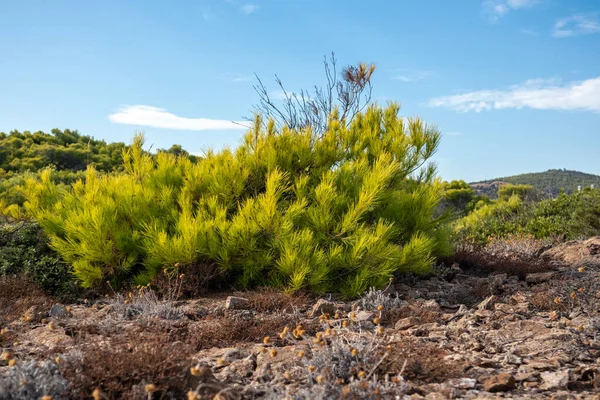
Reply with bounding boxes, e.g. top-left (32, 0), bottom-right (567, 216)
top-left (23, 104), bottom-right (450, 297)
top-left (454, 195), bottom-right (529, 245)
